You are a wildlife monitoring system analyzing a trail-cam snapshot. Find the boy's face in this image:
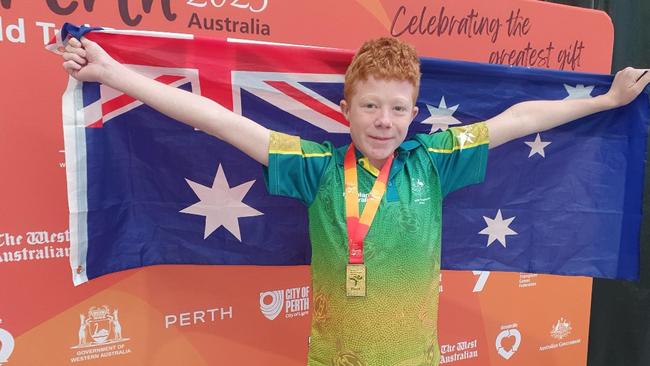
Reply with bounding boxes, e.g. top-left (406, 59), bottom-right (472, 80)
top-left (340, 76), bottom-right (419, 168)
